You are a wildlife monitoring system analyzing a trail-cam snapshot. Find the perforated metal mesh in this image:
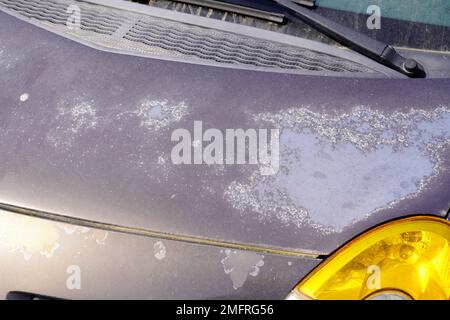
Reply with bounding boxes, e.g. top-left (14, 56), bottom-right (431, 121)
top-left (0, 0), bottom-right (376, 73)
